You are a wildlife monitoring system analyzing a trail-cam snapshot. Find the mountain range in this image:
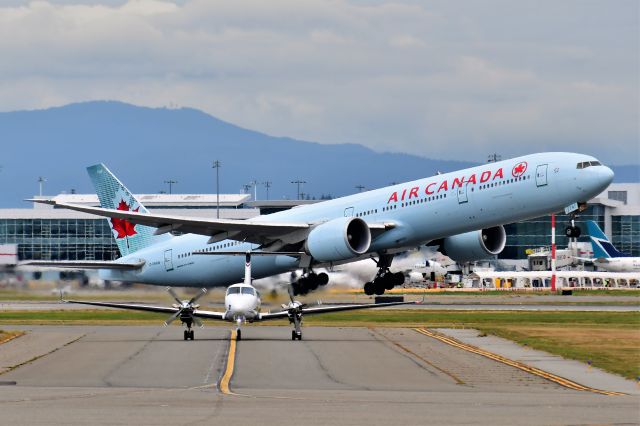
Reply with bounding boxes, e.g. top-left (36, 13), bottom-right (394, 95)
top-left (0, 101), bottom-right (636, 208)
